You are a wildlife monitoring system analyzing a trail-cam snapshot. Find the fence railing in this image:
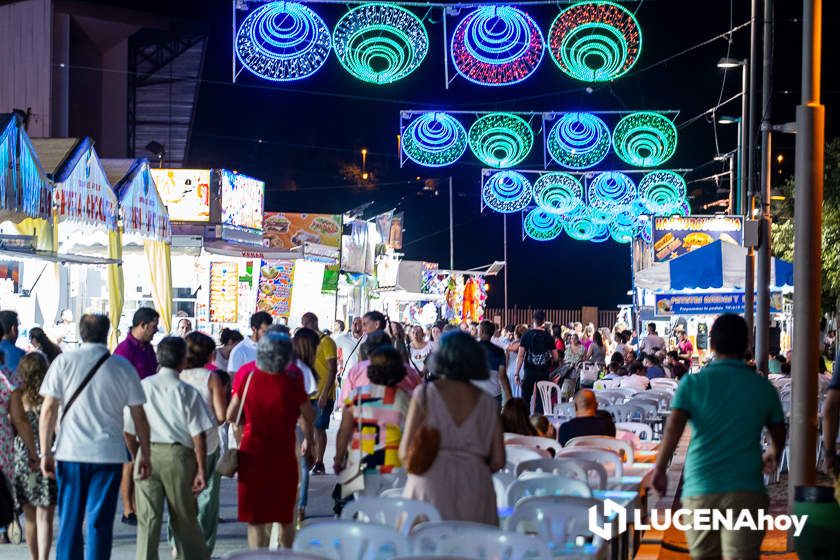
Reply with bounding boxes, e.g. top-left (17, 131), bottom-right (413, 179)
top-left (486, 308), bottom-right (619, 330)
